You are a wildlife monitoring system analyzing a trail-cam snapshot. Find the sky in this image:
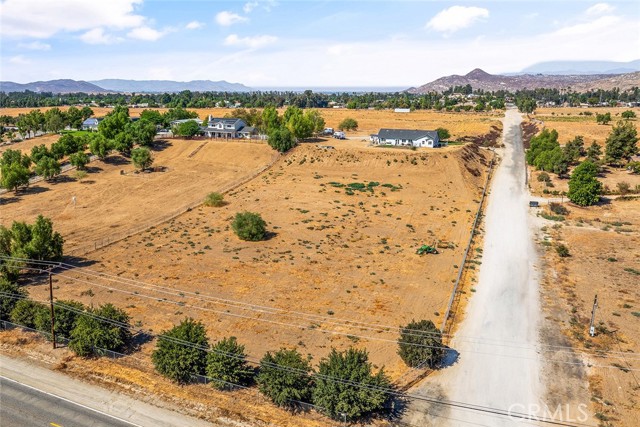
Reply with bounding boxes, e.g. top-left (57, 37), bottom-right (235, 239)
top-left (1, 0), bottom-right (639, 88)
